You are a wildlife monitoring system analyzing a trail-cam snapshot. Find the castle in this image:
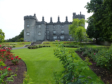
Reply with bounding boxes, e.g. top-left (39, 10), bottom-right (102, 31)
top-left (24, 12), bottom-right (85, 42)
